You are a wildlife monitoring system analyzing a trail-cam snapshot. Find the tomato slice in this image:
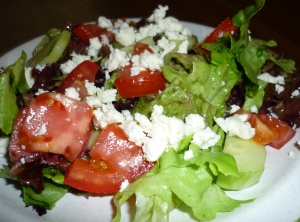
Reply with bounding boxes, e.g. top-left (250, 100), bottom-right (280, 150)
top-left (257, 114), bottom-right (296, 149)
top-left (18, 92), bottom-right (93, 162)
top-left (57, 60), bottom-right (100, 100)
top-left (73, 24), bottom-right (115, 44)
top-left (115, 65), bottom-right (166, 98)
top-left (64, 123), bottom-right (154, 193)
top-left (134, 42), bottom-right (154, 55)
top-left (199, 17), bottom-right (238, 53)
